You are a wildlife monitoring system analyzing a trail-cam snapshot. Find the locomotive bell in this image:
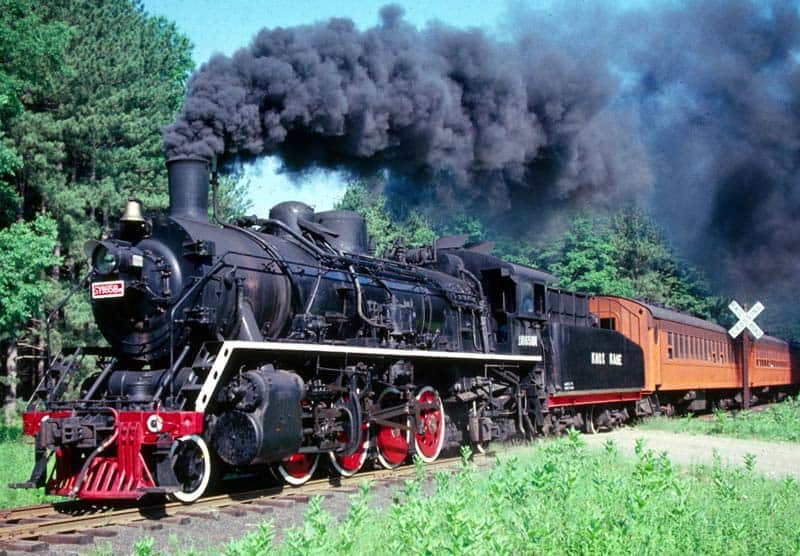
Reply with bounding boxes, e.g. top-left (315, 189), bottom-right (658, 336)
top-left (120, 198), bottom-right (145, 223)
